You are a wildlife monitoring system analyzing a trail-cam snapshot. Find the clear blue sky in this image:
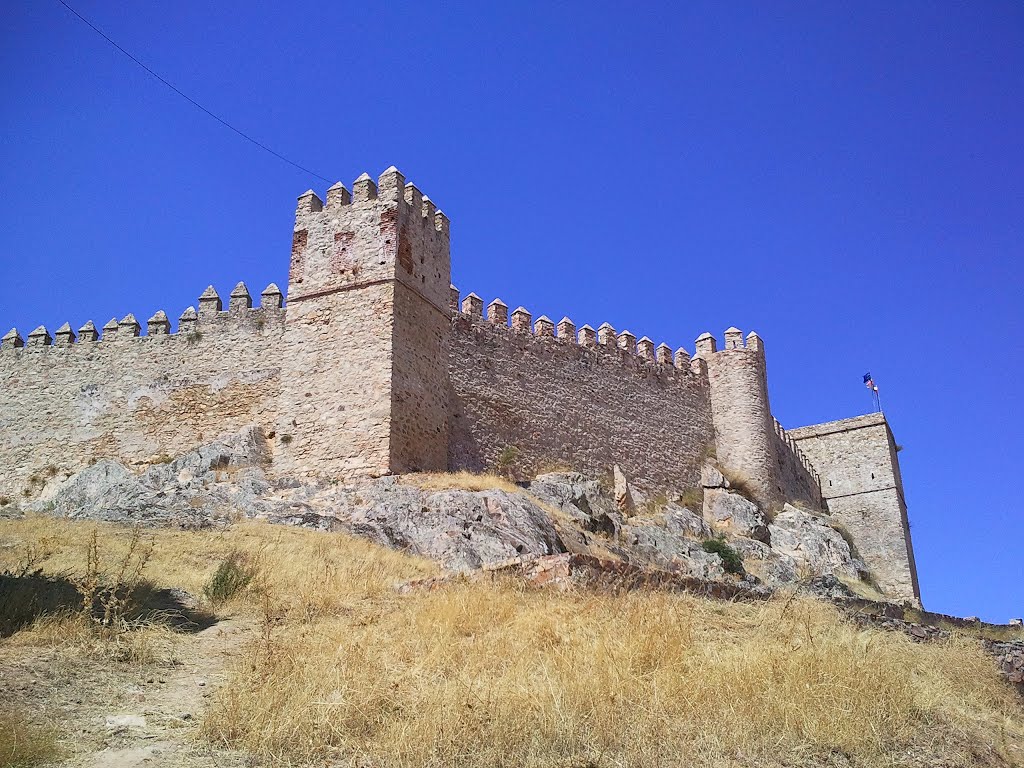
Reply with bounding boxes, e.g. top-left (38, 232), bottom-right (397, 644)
top-left (1, 2), bottom-right (1021, 621)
